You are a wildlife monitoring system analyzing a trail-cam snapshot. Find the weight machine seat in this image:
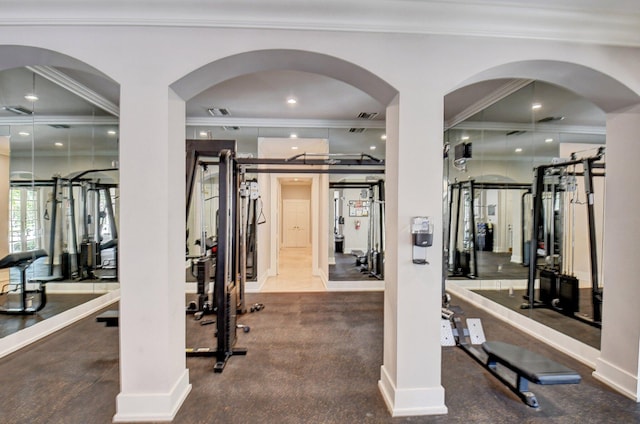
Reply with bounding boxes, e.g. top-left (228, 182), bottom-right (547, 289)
top-left (482, 341), bottom-right (581, 385)
top-left (0, 249), bottom-right (48, 269)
